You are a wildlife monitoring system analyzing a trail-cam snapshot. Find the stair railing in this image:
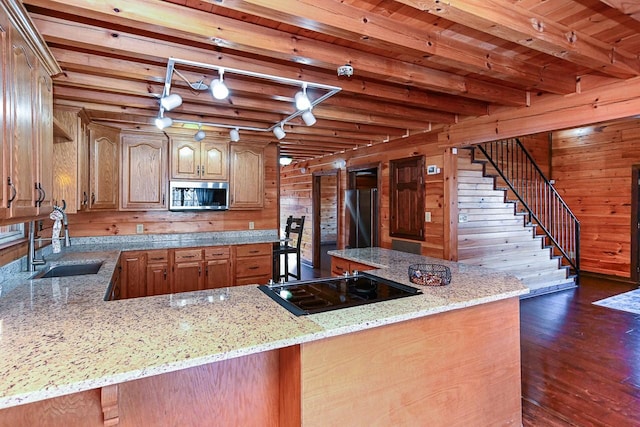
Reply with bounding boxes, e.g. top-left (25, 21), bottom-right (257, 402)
top-left (475, 138), bottom-right (580, 273)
